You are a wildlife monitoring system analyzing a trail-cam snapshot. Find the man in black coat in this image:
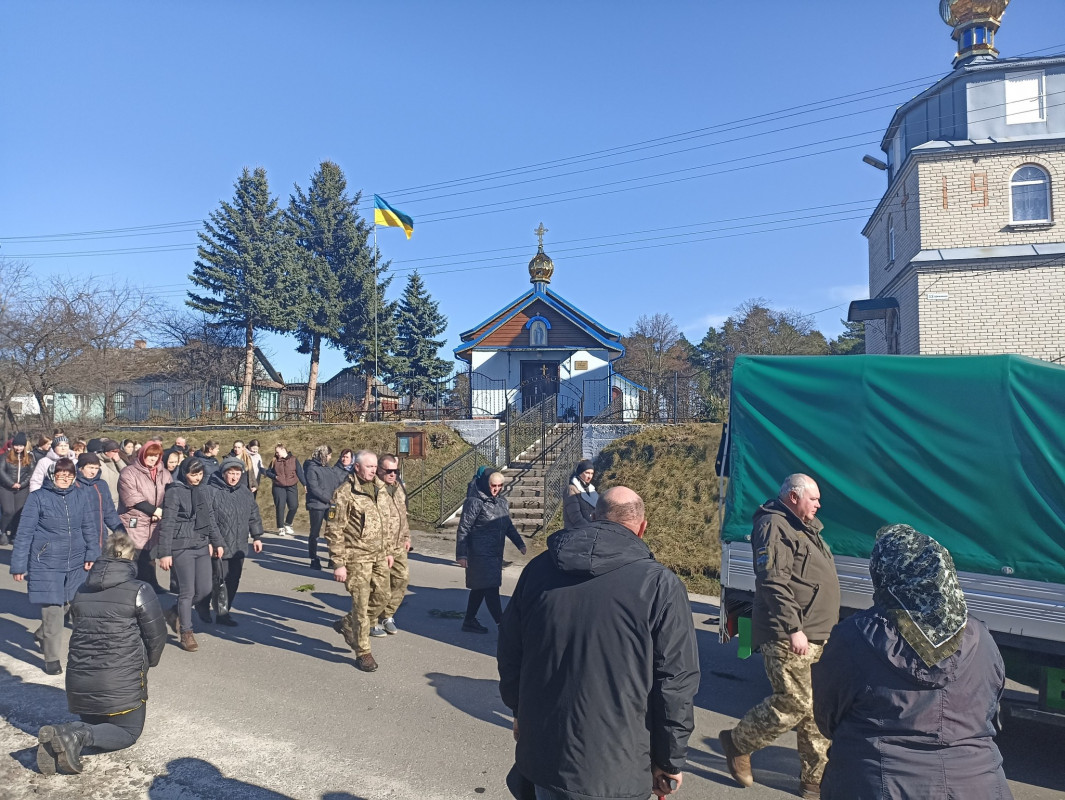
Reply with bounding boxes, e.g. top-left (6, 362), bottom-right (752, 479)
top-left (497, 486), bottom-right (699, 800)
